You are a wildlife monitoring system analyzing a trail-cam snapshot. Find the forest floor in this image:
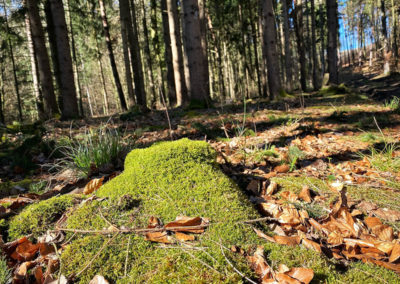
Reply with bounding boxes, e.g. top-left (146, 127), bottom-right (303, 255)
top-left (1, 70), bottom-right (400, 283)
